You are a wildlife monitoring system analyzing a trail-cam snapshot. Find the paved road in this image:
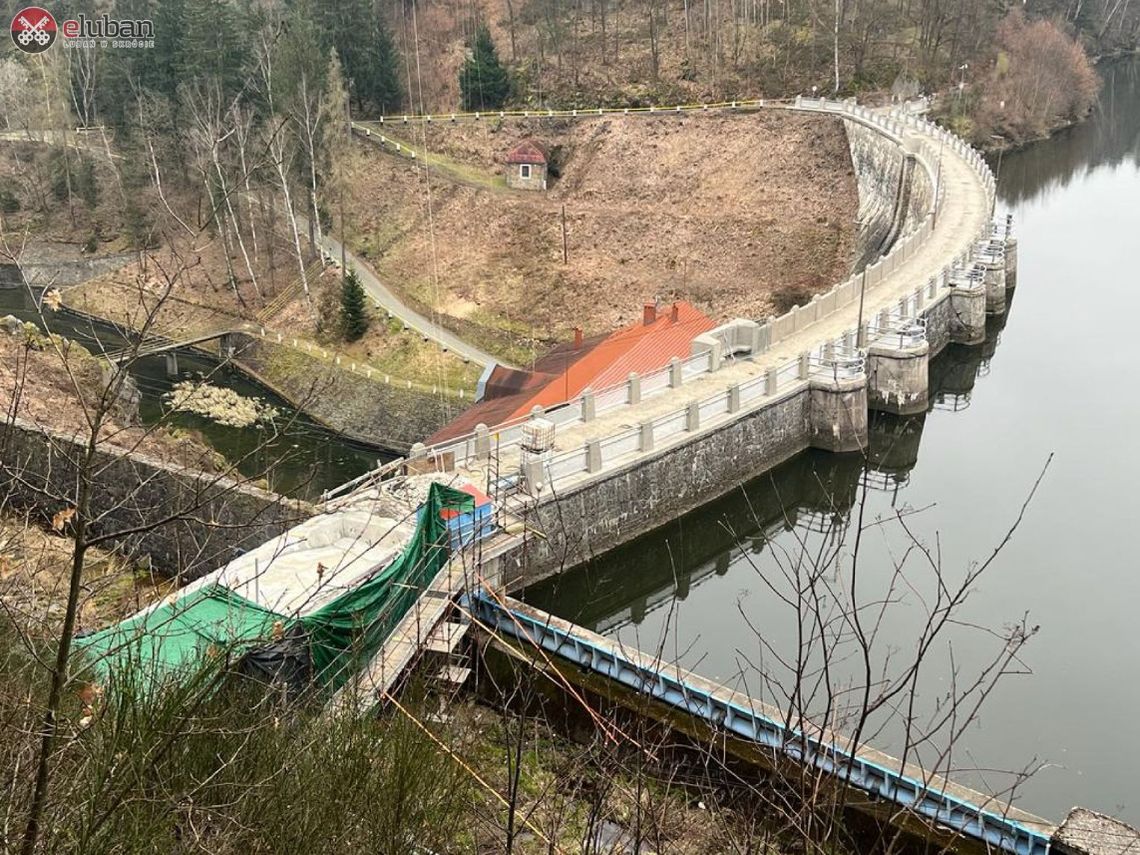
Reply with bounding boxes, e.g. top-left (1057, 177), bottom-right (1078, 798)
top-left (304, 220), bottom-right (504, 369)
